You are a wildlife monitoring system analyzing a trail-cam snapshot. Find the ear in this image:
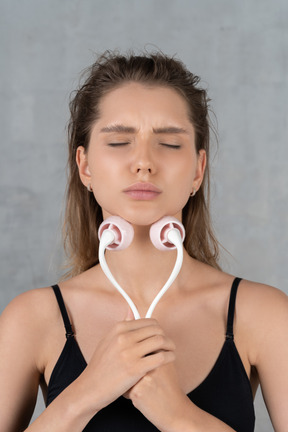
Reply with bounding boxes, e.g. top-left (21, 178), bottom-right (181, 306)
top-left (76, 146), bottom-right (91, 187)
top-left (193, 149), bottom-right (206, 190)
